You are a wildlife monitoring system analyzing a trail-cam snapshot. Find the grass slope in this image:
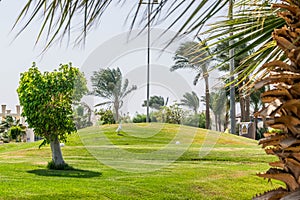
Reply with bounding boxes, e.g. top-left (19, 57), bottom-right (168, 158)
top-left (0, 123), bottom-right (282, 199)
